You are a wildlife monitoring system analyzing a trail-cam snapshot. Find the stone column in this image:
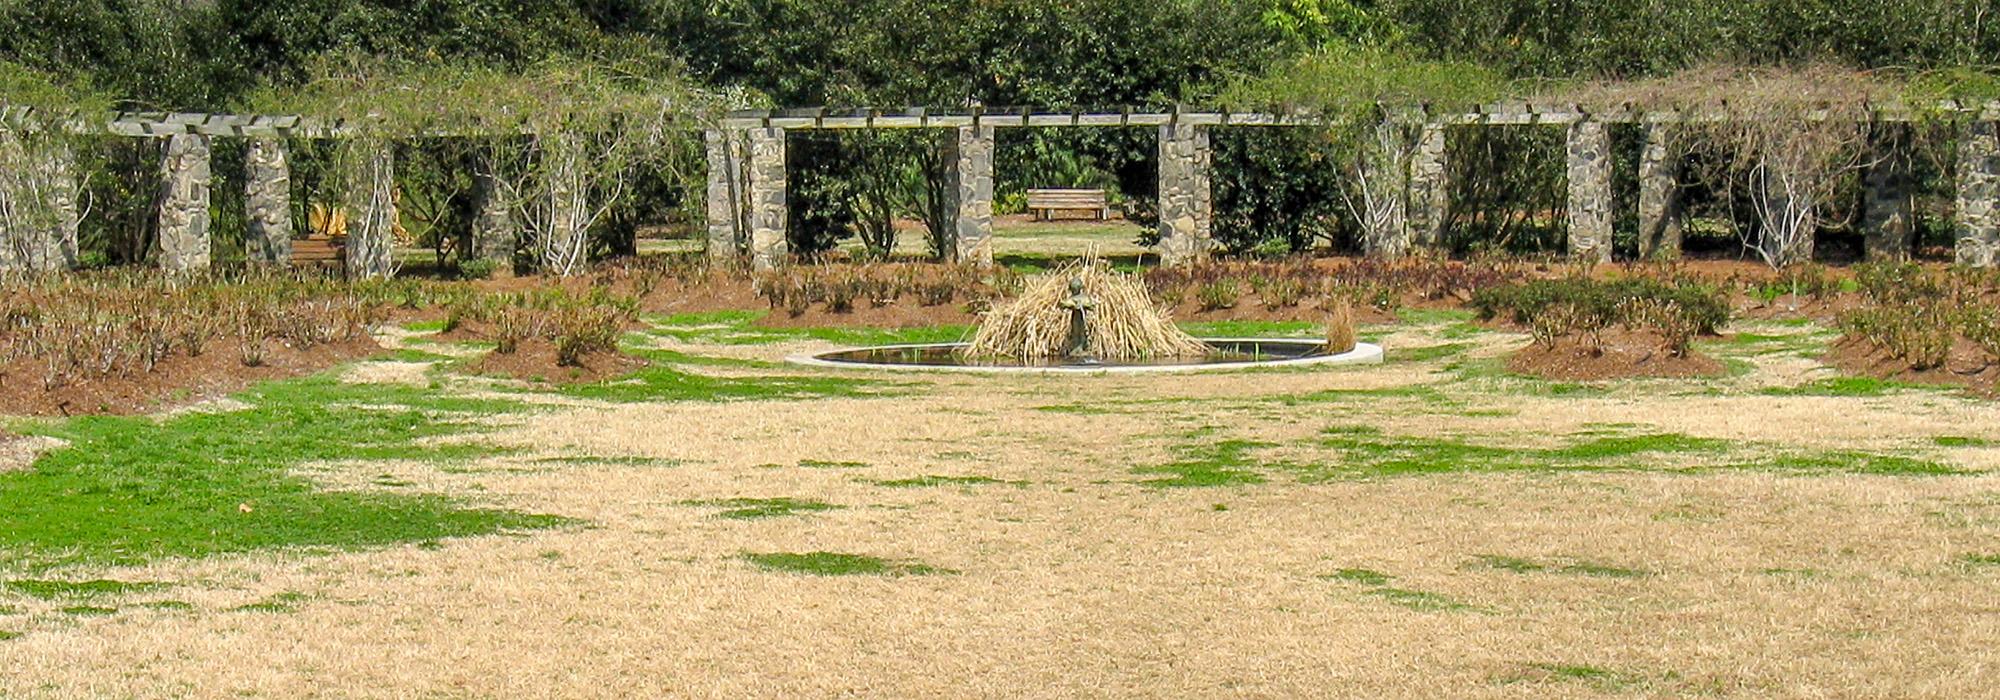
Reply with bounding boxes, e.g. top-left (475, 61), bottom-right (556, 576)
top-left (1637, 124), bottom-right (1683, 259)
top-left (1566, 121), bottom-right (1614, 263)
top-left (746, 127), bottom-right (788, 271)
top-left (157, 134), bottom-right (213, 273)
top-left (1157, 123), bottom-right (1213, 267)
top-left (1407, 123), bottom-right (1449, 251)
top-left (1862, 125), bottom-right (1914, 261)
top-left (944, 125), bottom-right (996, 266)
top-left (344, 141), bottom-right (397, 279)
top-left (243, 138), bottom-right (293, 266)
top-left (469, 166), bottom-right (516, 266)
top-left (1956, 120), bottom-right (2000, 267)
top-left (703, 129), bottom-right (749, 263)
